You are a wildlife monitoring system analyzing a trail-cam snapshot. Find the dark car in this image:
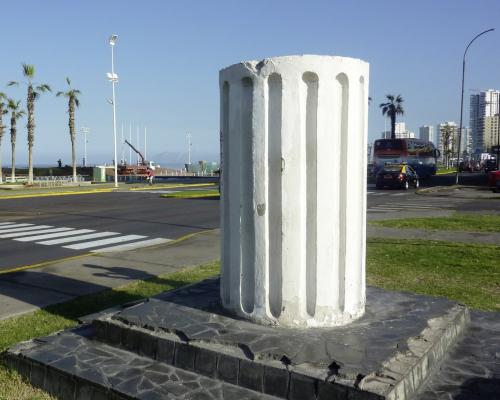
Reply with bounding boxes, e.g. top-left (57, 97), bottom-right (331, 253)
top-left (375, 164), bottom-right (419, 190)
top-left (484, 159), bottom-right (498, 173)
